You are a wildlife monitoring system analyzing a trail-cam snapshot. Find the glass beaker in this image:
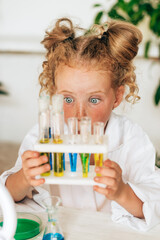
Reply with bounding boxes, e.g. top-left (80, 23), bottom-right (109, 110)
top-left (42, 196), bottom-right (64, 240)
